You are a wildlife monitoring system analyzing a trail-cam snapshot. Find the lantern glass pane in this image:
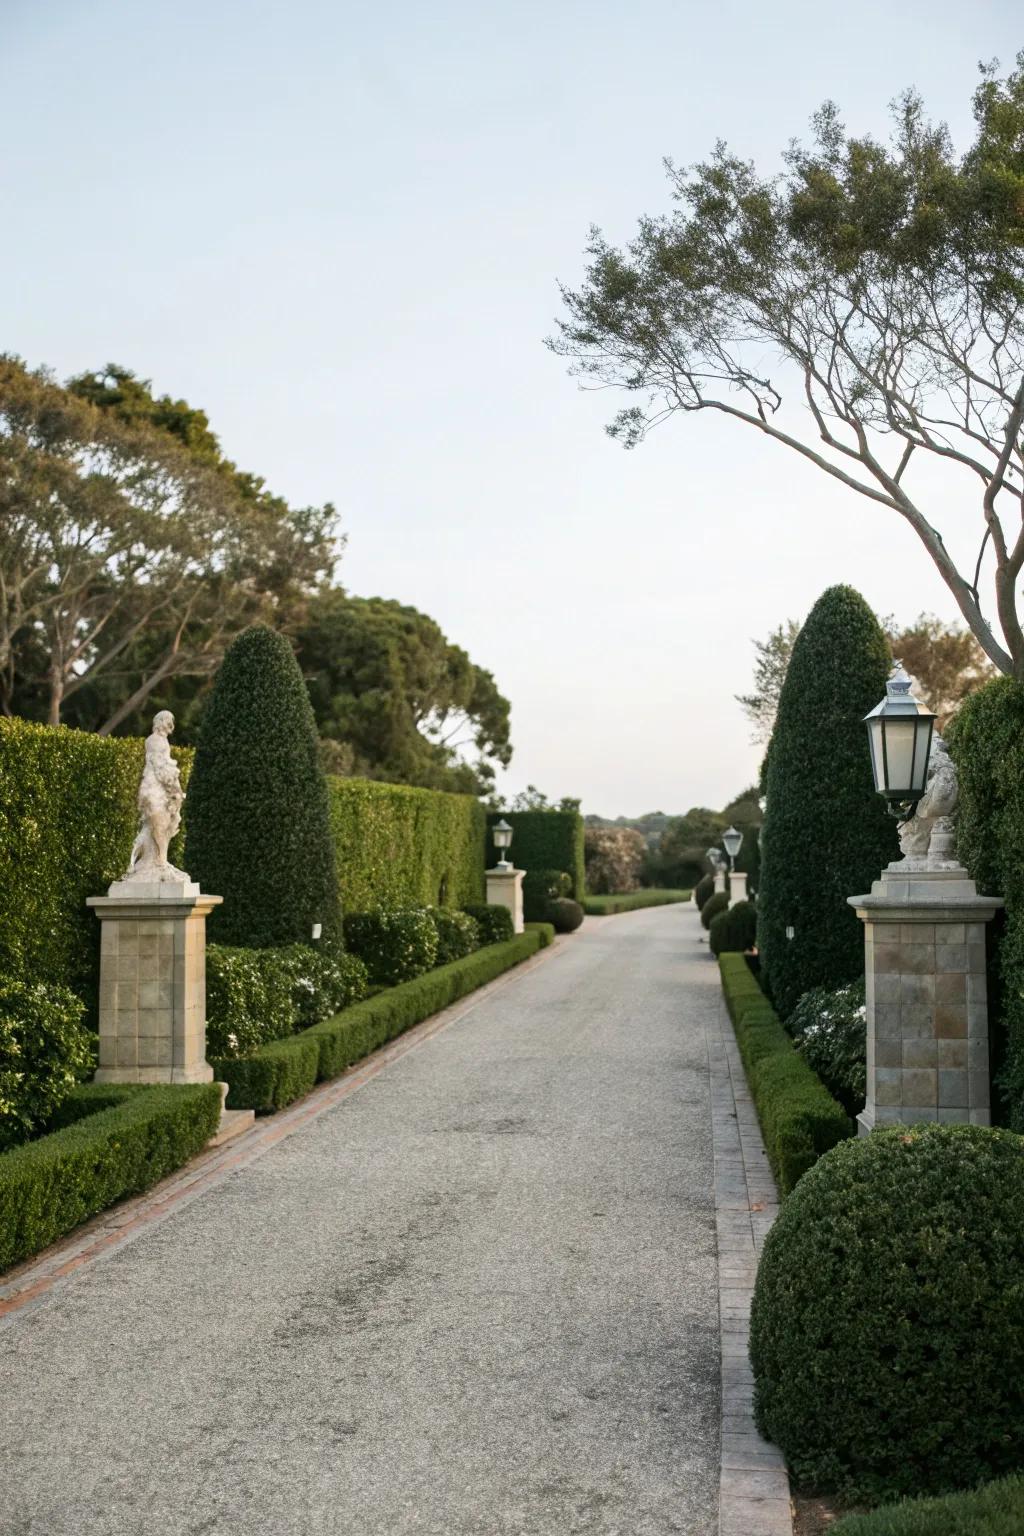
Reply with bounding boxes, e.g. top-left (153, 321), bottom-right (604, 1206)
top-left (881, 718), bottom-right (919, 794)
top-left (909, 719), bottom-right (933, 794)
top-left (866, 718), bottom-right (885, 792)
